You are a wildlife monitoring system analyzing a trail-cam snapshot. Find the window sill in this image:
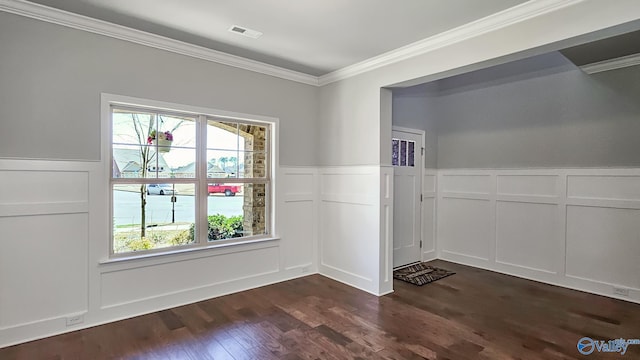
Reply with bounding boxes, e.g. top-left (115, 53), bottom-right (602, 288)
top-left (99, 236), bottom-right (280, 265)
